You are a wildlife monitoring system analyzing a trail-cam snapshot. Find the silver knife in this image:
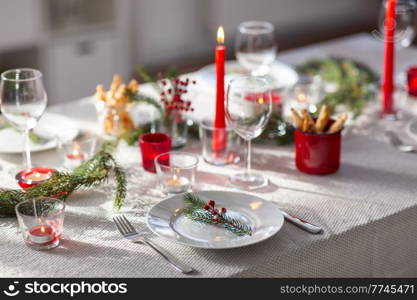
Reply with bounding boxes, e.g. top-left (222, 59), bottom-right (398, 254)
top-left (281, 210), bottom-right (323, 234)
